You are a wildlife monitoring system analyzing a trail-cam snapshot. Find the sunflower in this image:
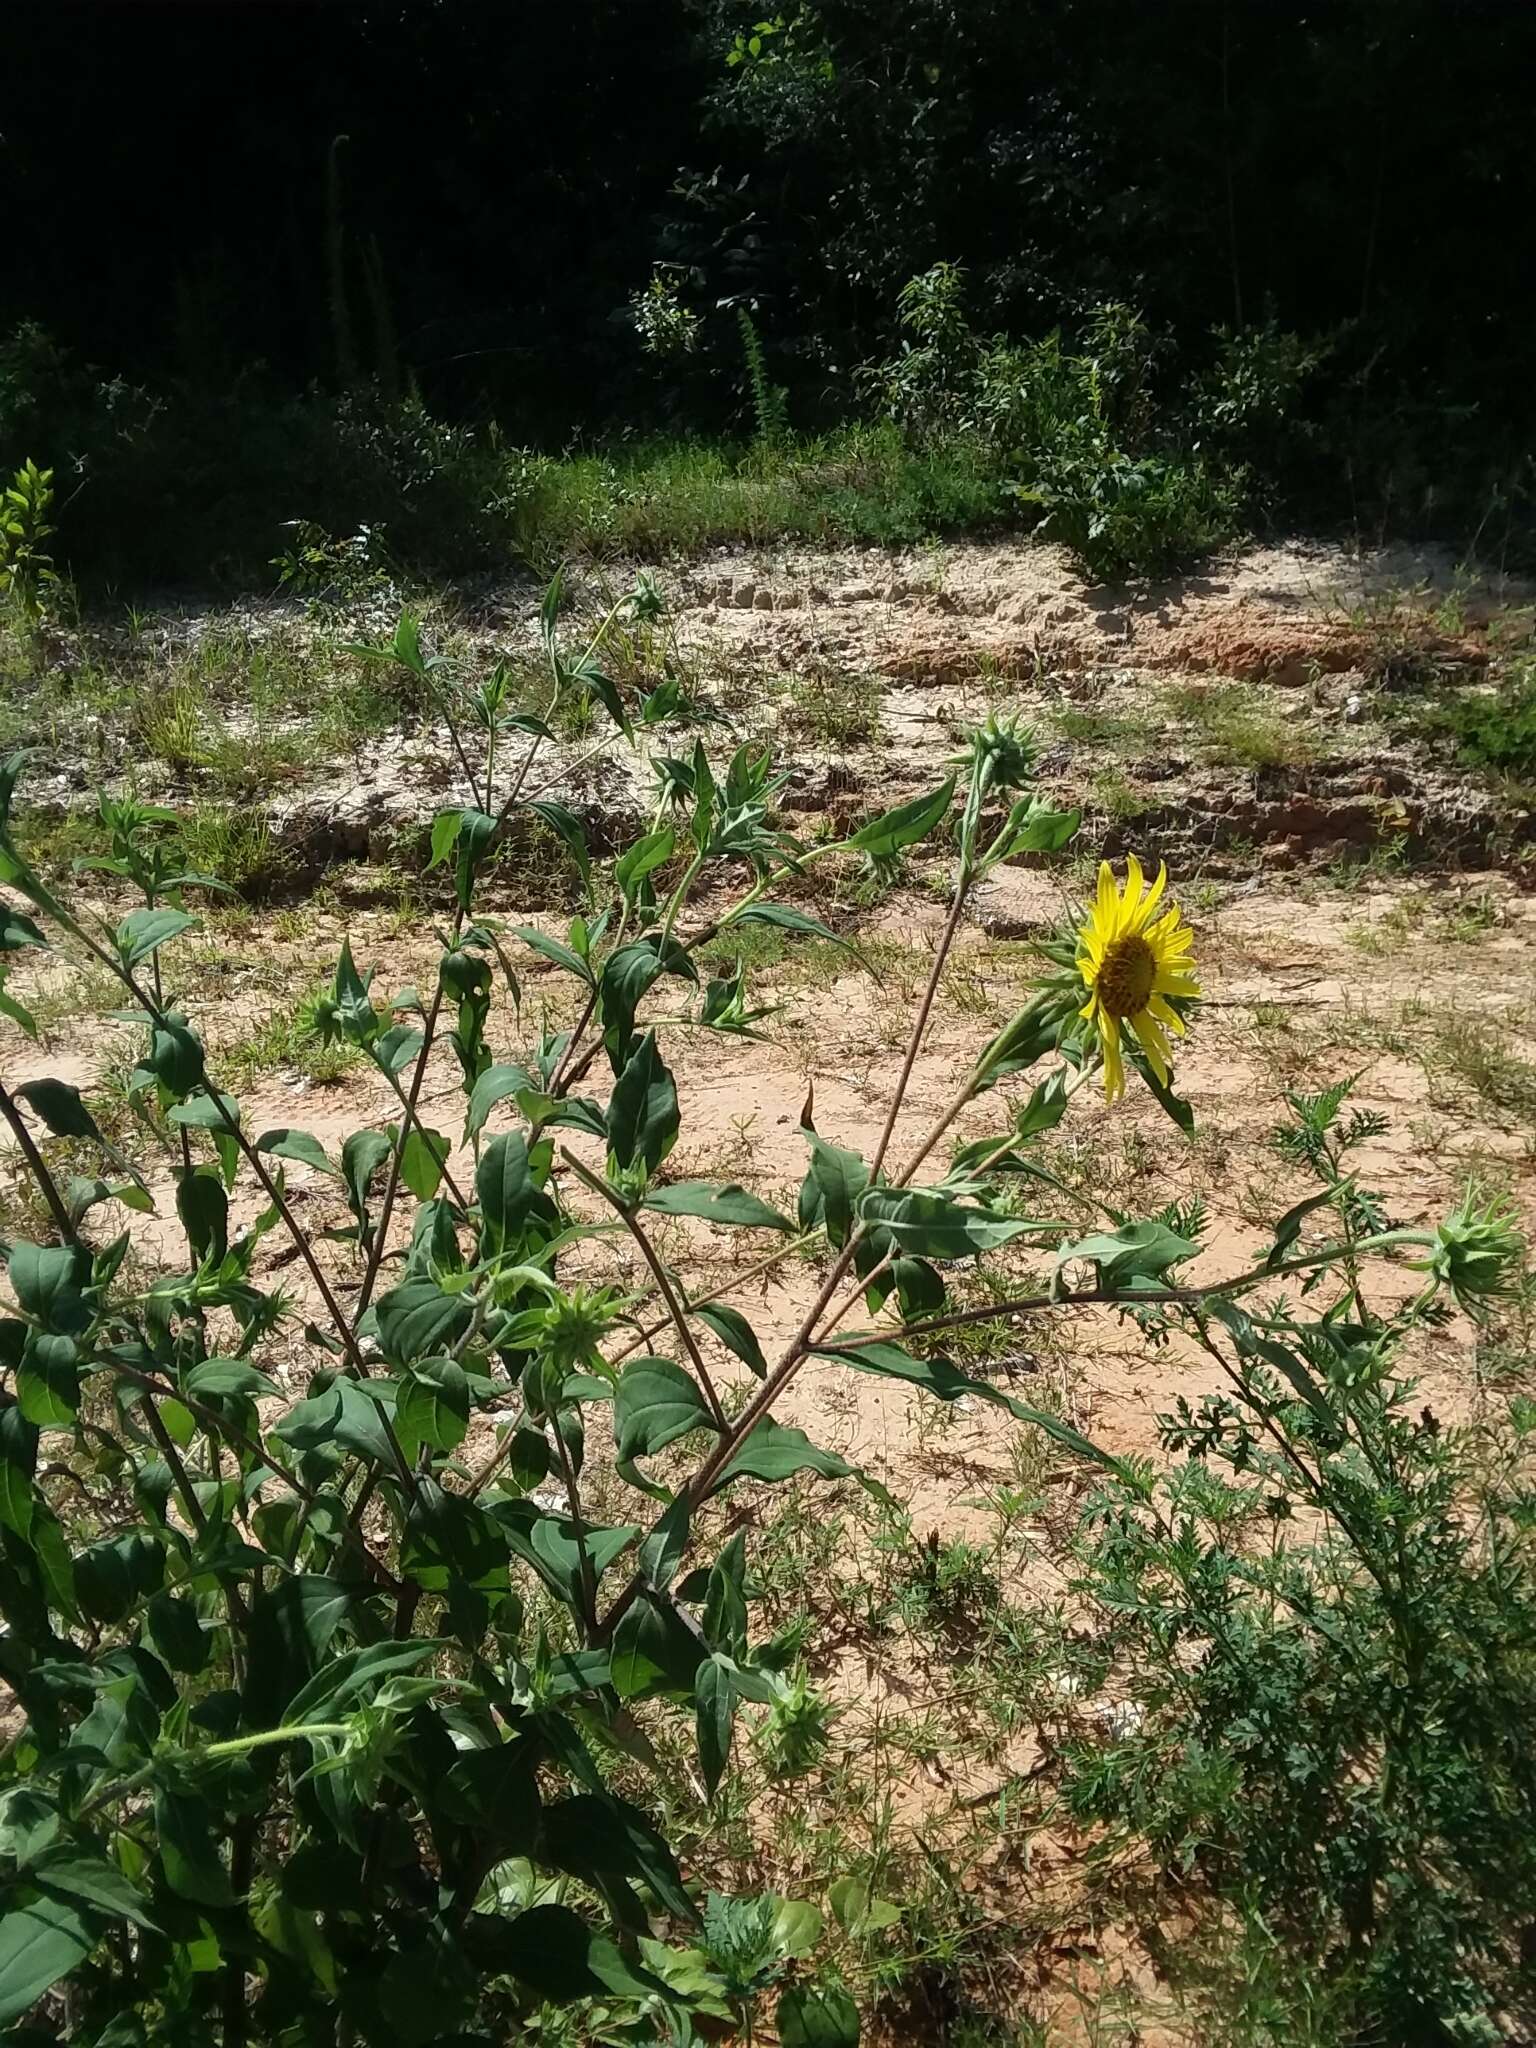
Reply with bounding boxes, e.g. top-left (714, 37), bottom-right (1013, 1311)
top-left (1077, 857), bottom-right (1200, 1100)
